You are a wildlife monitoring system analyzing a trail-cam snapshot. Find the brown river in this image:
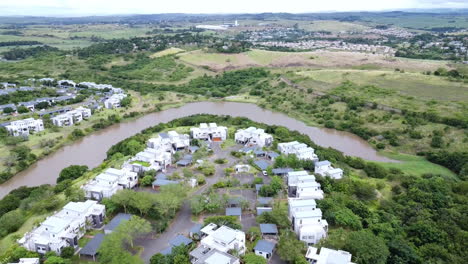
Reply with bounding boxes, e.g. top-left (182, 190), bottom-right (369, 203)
top-left (0, 101), bottom-right (394, 198)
